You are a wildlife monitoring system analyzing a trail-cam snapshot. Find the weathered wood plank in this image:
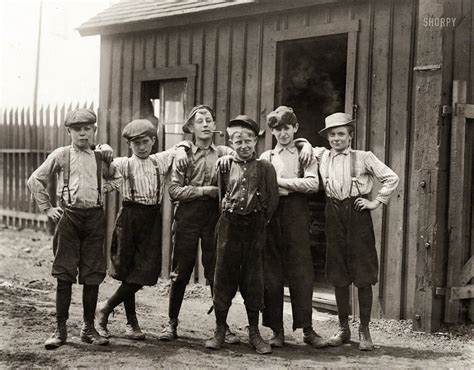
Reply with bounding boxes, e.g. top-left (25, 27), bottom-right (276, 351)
top-left (202, 25), bottom-right (217, 109)
top-left (229, 20), bottom-right (246, 119)
top-left (451, 285), bottom-right (474, 300)
top-left (243, 19), bottom-right (261, 122)
top-left (155, 31), bottom-right (167, 68)
top-left (98, 36), bottom-right (113, 144)
top-left (179, 29), bottom-right (192, 66)
top-left (168, 29), bottom-right (179, 67)
top-left (459, 256), bottom-right (474, 286)
top-left (120, 37), bottom-right (134, 157)
top-left (192, 26), bottom-right (204, 105)
top-left (215, 23), bottom-right (231, 144)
